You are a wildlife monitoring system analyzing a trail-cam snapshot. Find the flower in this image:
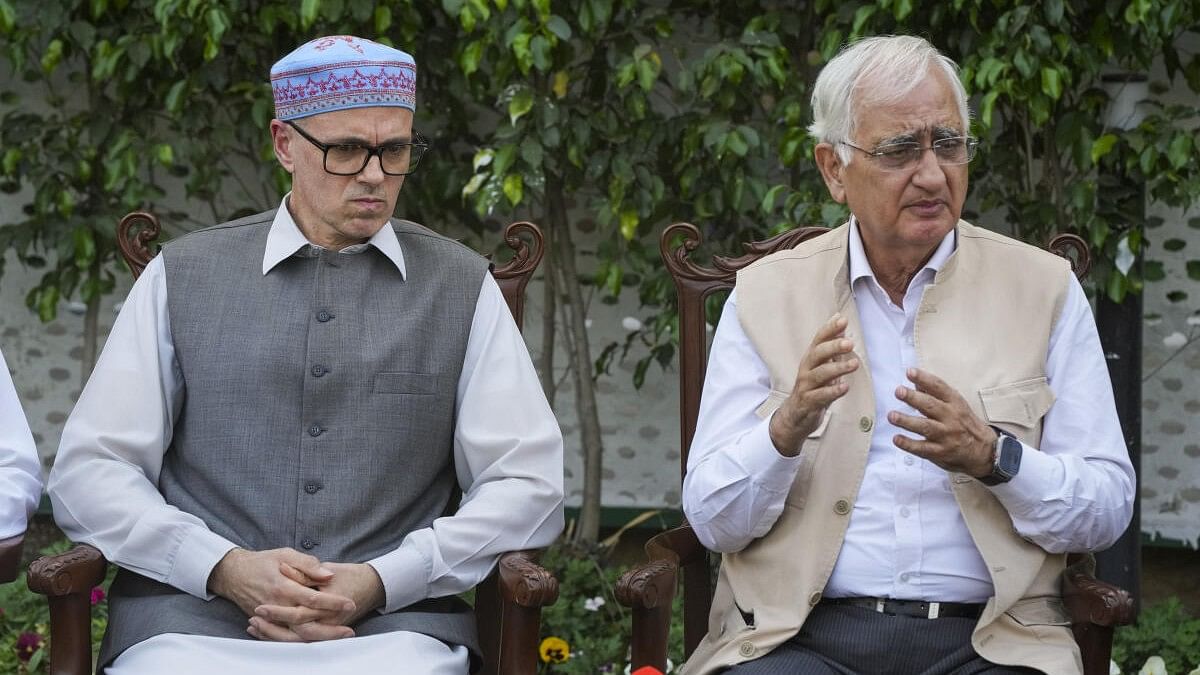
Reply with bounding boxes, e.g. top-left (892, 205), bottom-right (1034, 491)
top-left (91, 586), bottom-right (106, 605)
top-left (14, 631), bottom-right (44, 662)
top-left (584, 595), bottom-right (606, 611)
top-left (539, 636), bottom-right (569, 664)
